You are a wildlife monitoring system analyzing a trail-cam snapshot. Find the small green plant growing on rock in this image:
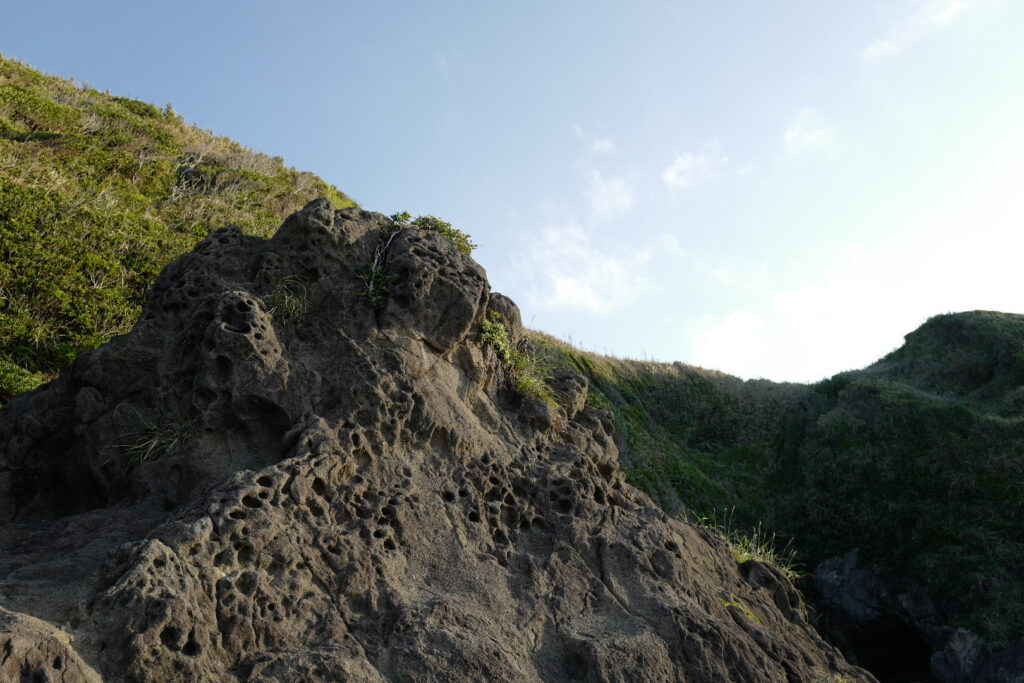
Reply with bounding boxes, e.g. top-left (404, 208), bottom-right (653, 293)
top-left (267, 275), bottom-right (308, 324)
top-left (479, 310), bottom-right (512, 365)
top-left (694, 508), bottom-right (801, 582)
top-left (390, 211), bottom-right (477, 255)
top-left (721, 597), bottom-right (761, 624)
top-left (114, 406), bottom-right (194, 471)
top-left (479, 309), bottom-right (558, 408)
top-left (357, 261), bottom-right (390, 309)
